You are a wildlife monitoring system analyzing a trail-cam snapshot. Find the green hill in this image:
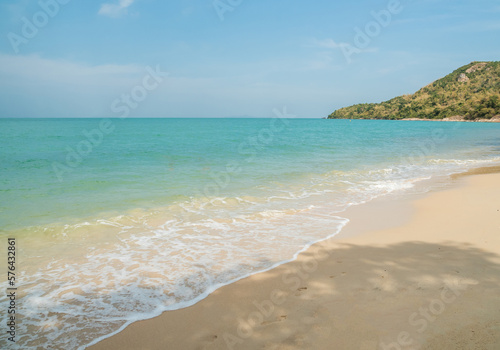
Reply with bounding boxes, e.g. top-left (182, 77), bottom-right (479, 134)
top-left (328, 61), bottom-right (500, 121)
